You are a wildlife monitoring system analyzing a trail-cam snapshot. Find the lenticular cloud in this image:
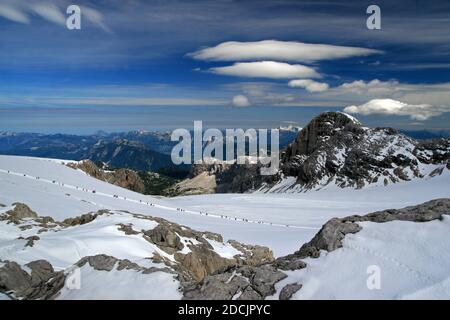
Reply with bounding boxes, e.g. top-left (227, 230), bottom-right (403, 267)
top-left (344, 99), bottom-right (450, 120)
